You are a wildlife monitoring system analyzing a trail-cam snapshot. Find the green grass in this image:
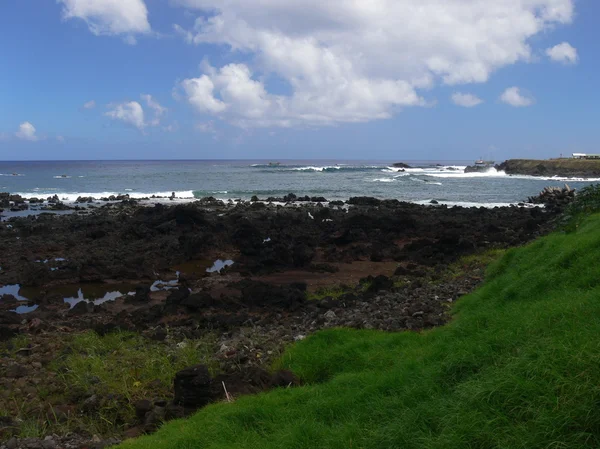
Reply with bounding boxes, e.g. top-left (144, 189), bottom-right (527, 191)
top-left (30, 331), bottom-right (217, 436)
top-left (119, 212), bottom-right (600, 449)
top-left (57, 331), bottom-right (217, 402)
top-left (443, 248), bottom-right (507, 280)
